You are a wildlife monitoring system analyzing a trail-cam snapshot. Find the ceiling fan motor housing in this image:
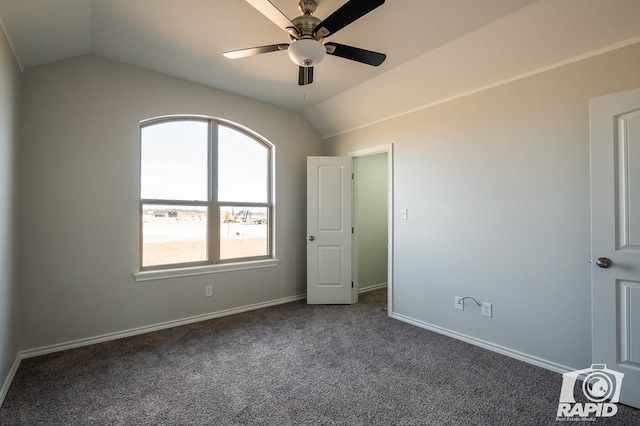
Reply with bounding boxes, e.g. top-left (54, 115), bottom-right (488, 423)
top-left (290, 9), bottom-right (322, 40)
